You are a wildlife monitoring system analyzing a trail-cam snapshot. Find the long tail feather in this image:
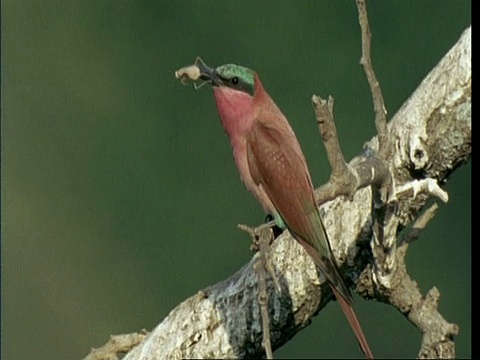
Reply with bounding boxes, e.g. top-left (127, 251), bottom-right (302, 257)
top-left (331, 285), bottom-right (374, 360)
